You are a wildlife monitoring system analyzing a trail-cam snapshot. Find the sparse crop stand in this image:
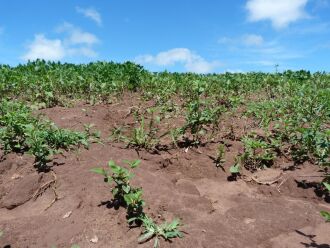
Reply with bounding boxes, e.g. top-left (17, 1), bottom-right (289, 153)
top-left (0, 61), bottom-right (329, 247)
